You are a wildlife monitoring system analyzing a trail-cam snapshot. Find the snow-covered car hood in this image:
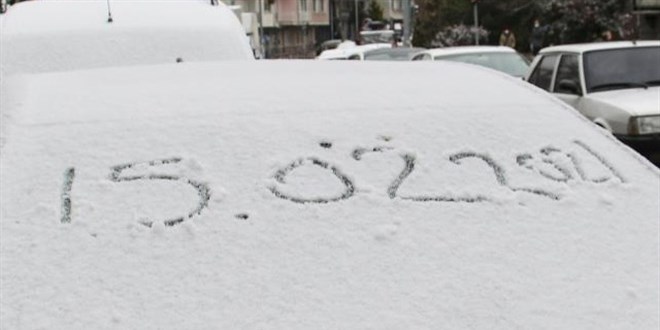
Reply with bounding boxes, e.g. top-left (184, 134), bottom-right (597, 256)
top-left (586, 87), bottom-right (660, 117)
top-left (1, 61), bottom-right (659, 329)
